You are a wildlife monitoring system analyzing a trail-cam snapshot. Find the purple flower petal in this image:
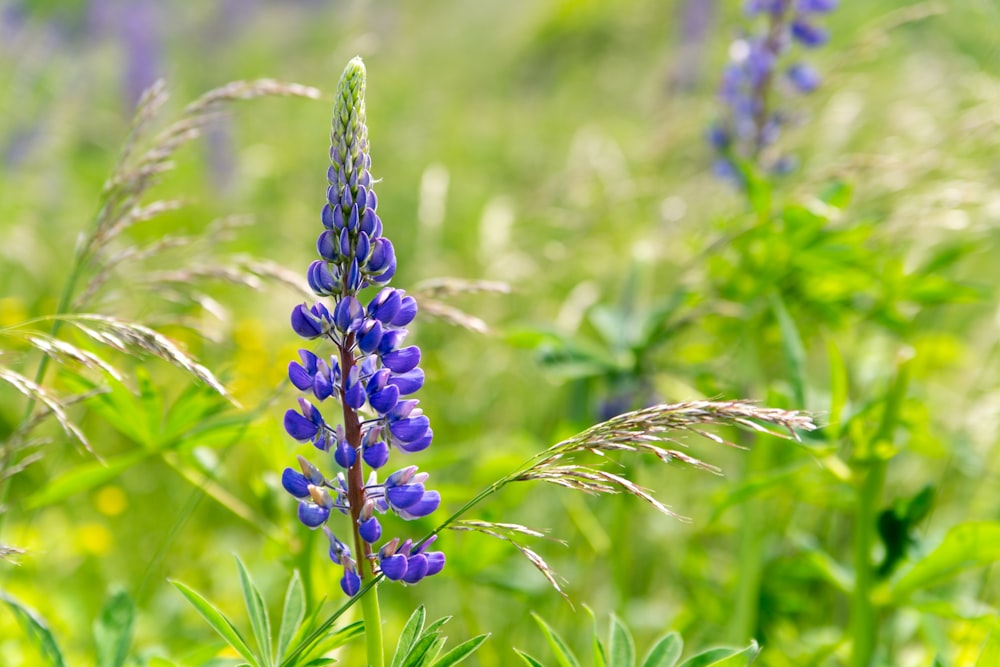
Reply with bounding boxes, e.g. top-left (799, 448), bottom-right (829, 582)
top-left (387, 483), bottom-right (425, 510)
top-left (340, 569), bottom-right (361, 596)
top-left (382, 346), bottom-right (421, 373)
top-left (297, 501), bottom-right (330, 528)
top-left (368, 384), bottom-right (400, 415)
top-left (424, 551), bottom-right (446, 577)
top-left (368, 287), bottom-right (401, 323)
top-left (390, 415), bottom-right (430, 443)
top-left (288, 361), bottom-right (313, 391)
top-left (285, 409), bottom-right (319, 441)
top-left (380, 553), bottom-right (408, 581)
top-left (402, 554), bottom-right (429, 584)
top-left (290, 304), bottom-right (323, 339)
top-left (397, 490), bottom-right (440, 520)
top-left (281, 468), bottom-right (310, 498)
top-left (387, 368), bottom-right (424, 396)
top-left (396, 429), bottom-right (433, 453)
top-left (391, 296), bottom-right (418, 327)
top-left (363, 440), bottom-right (390, 469)
top-left (359, 516), bottom-right (382, 543)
